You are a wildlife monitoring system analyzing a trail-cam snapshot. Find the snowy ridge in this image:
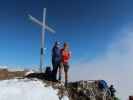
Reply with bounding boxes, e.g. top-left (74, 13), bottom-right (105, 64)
top-left (0, 65), bottom-right (40, 72)
top-left (0, 78), bottom-right (69, 100)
